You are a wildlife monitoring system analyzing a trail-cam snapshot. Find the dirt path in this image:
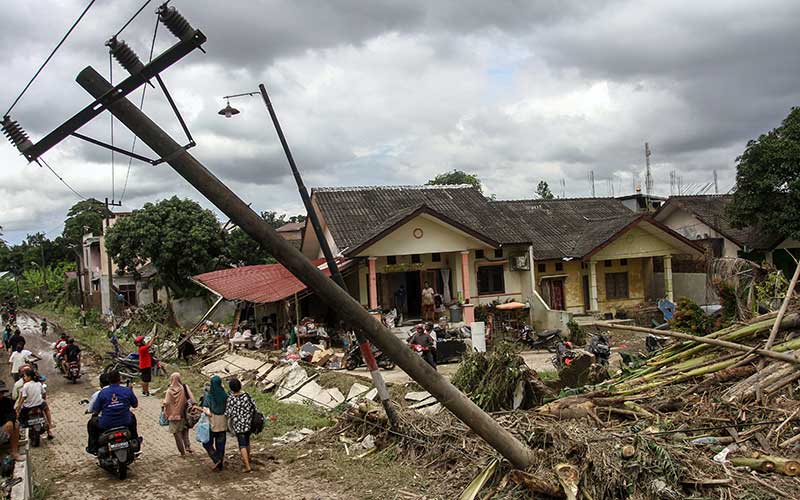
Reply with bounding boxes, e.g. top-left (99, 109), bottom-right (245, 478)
top-left (18, 313), bottom-right (347, 500)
